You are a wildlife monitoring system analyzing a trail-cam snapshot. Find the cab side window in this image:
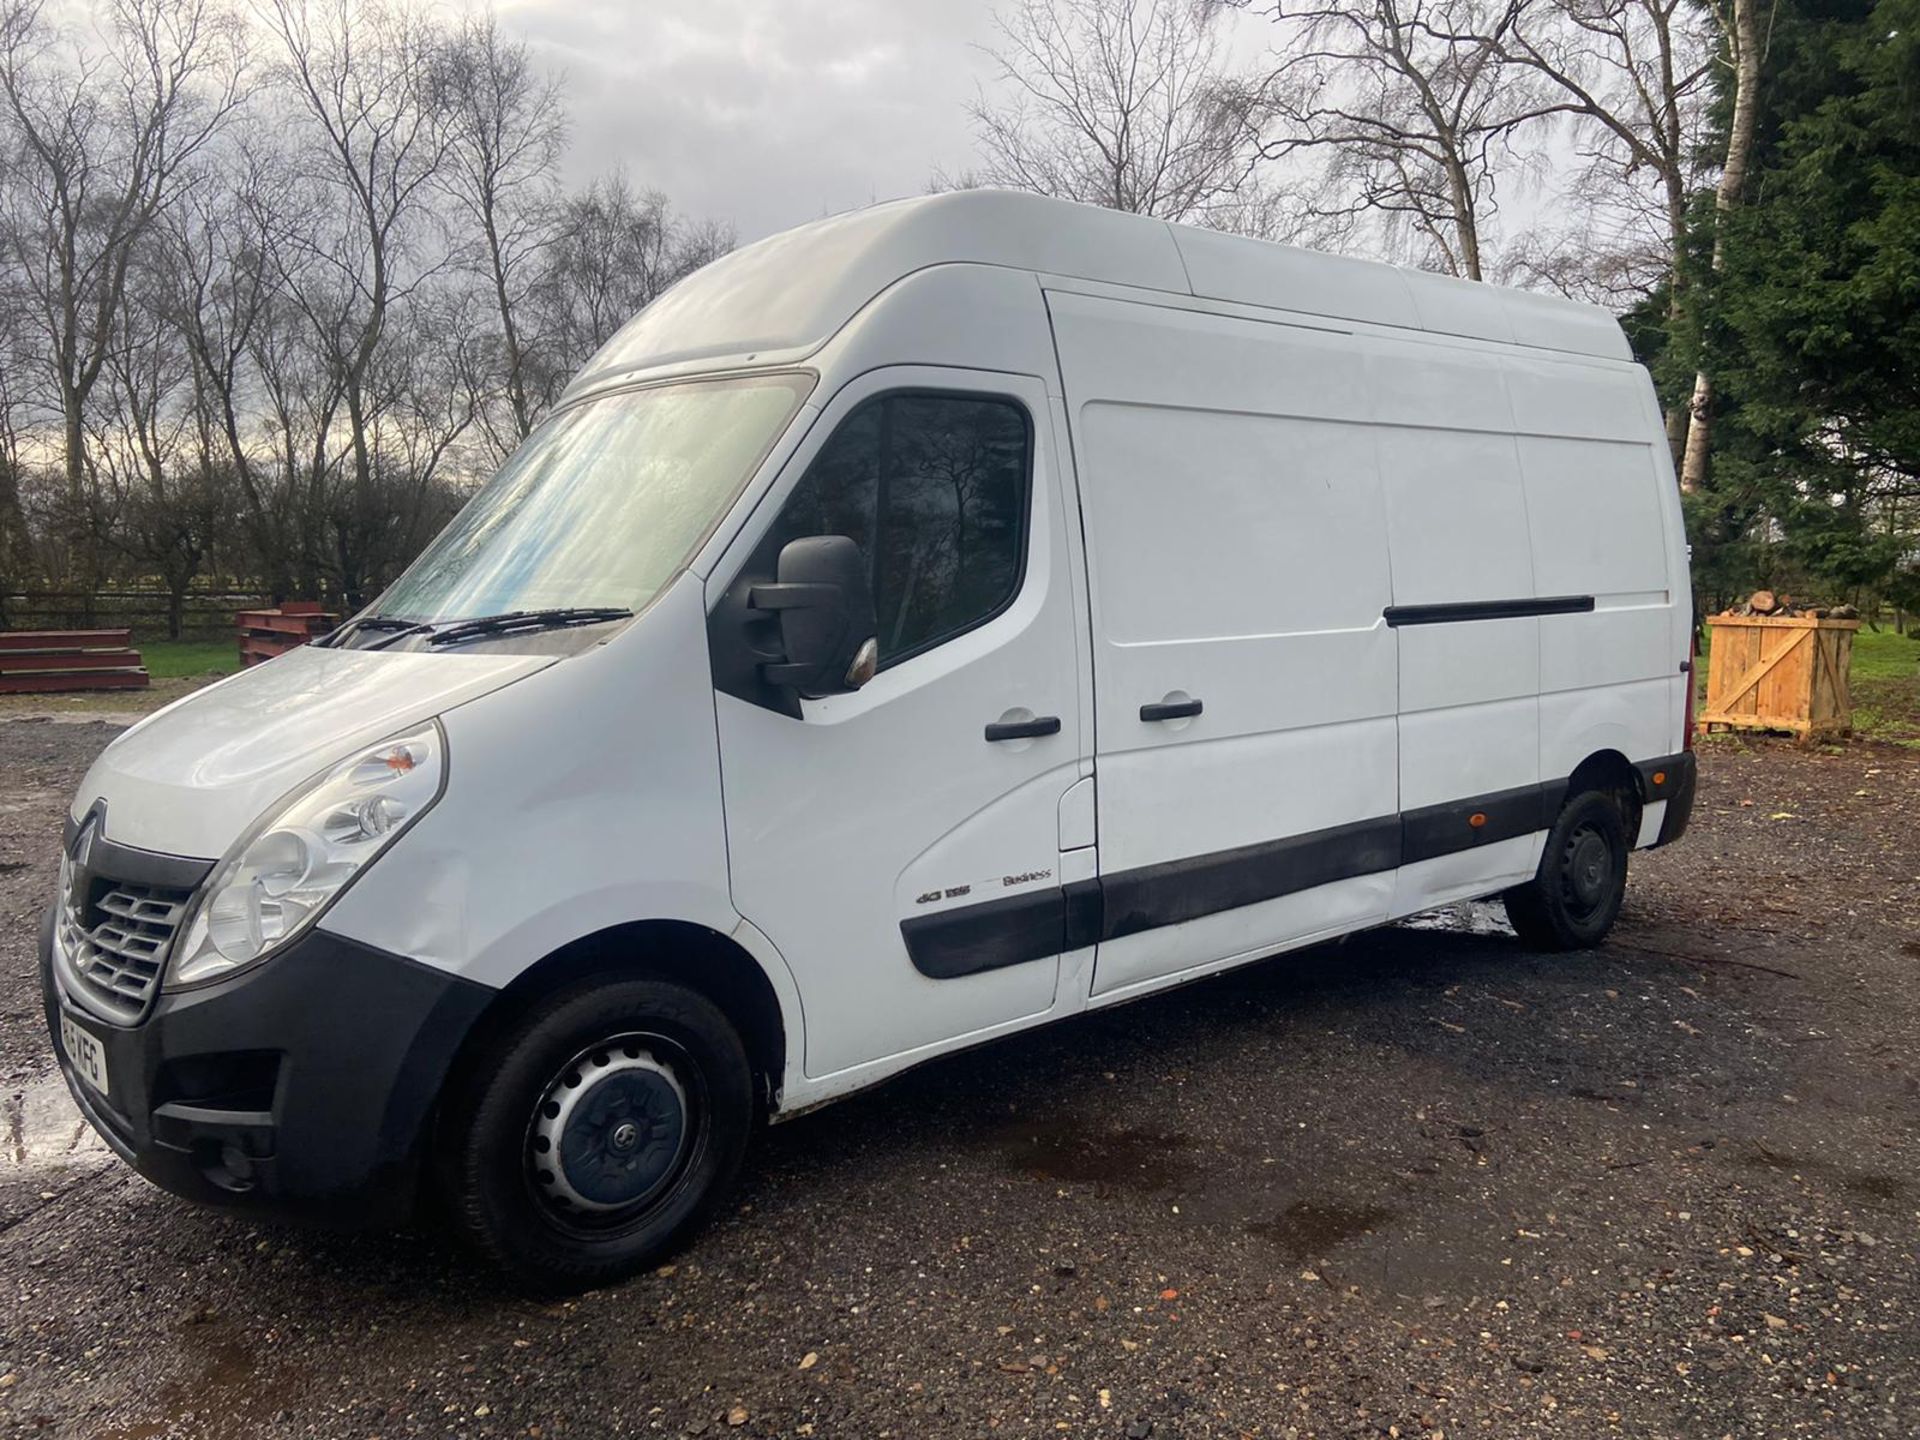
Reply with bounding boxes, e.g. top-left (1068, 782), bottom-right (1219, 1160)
top-left (769, 393), bottom-right (1031, 666)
